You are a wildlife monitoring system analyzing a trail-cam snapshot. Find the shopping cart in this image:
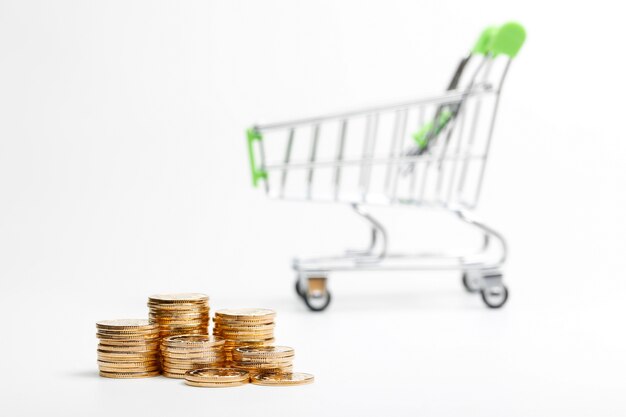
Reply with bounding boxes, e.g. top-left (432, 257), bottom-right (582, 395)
top-left (246, 22), bottom-right (526, 311)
